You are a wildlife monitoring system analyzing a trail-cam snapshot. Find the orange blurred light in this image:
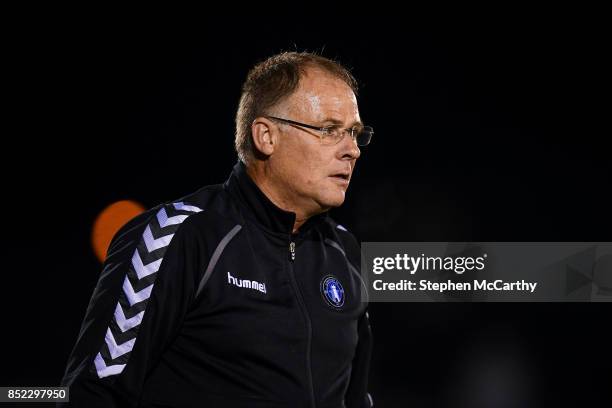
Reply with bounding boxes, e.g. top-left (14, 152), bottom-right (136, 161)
top-left (92, 200), bottom-right (146, 262)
